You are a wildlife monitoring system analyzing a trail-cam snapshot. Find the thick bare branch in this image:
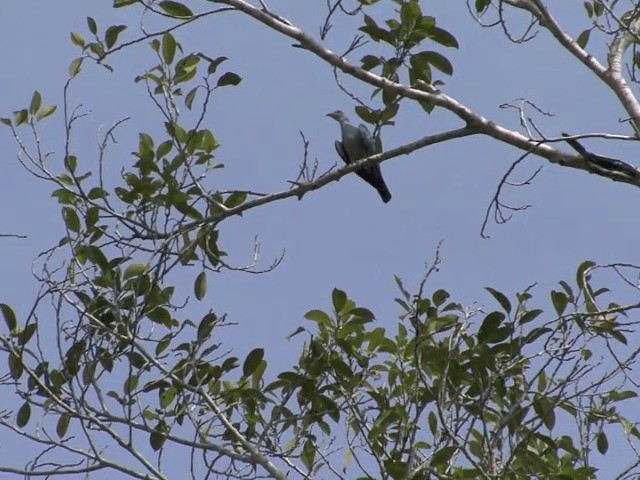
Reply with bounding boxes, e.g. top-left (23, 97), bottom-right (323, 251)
top-left (503, 0), bottom-right (640, 132)
top-left (210, 0), bottom-right (640, 186)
